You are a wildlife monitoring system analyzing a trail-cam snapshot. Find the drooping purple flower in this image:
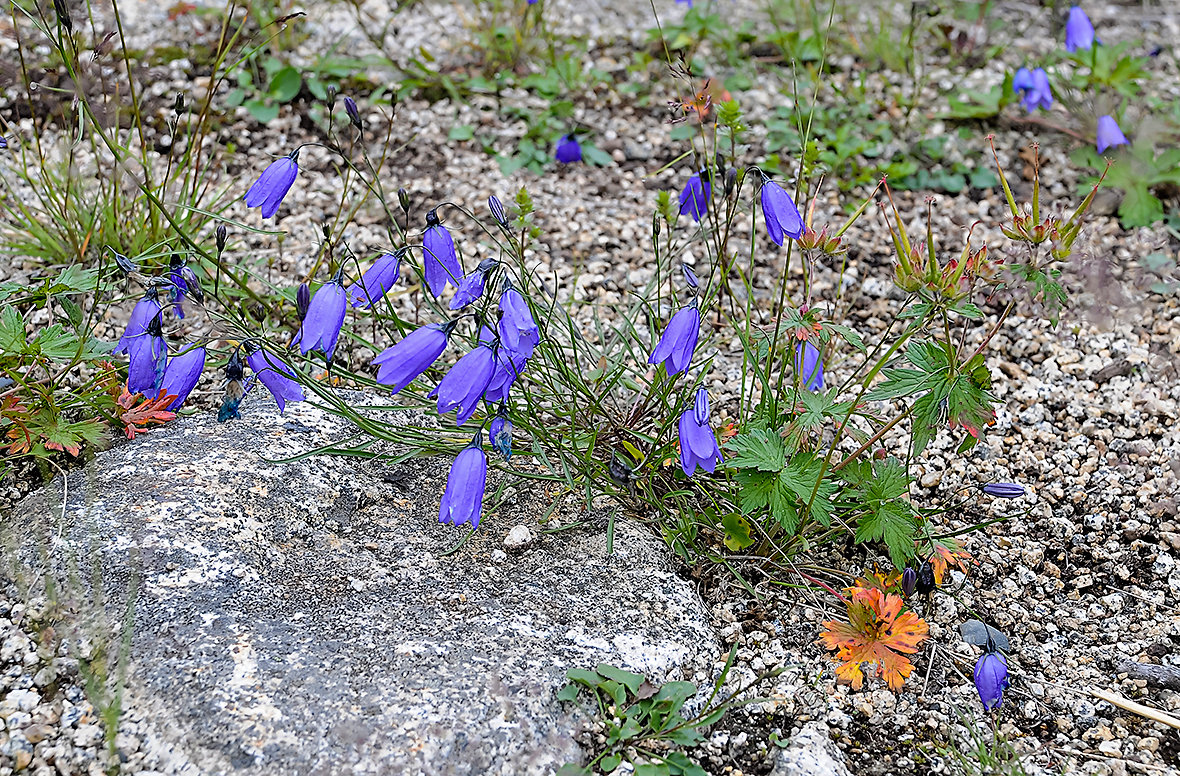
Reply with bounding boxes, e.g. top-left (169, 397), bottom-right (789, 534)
top-left (795, 341), bottom-right (824, 391)
top-left (292, 278), bottom-right (347, 360)
top-left (372, 322), bottom-right (453, 394)
top-left (245, 346), bottom-right (304, 413)
top-left (114, 294), bottom-right (162, 355)
top-left (430, 344), bottom-right (495, 425)
top-left (439, 435), bottom-right (488, 529)
top-left (450, 258), bottom-right (498, 311)
top-left (167, 255), bottom-right (203, 319)
top-left (126, 313), bottom-right (168, 396)
top-left (346, 251), bottom-right (402, 309)
top-left (490, 414), bottom-right (513, 461)
top-left (480, 327), bottom-right (529, 403)
top-left (497, 282), bottom-right (540, 359)
top-left (679, 170), bottom-right (710, 222)
top-left (1012, 67), bottom-right (1052, 112)
top-left (422, 210), bottom-right (464, 297)
top-left (974, 651), bottom-right (1009, 711)
top-left (159, 346), bottom-right (205, 410)
top-left (760, 176), bottom-right (804, 245)
top-left (1096, 115), bottom-right (1129, 153)
top-left (679, 387), bottom-right (722, 477)
top-left (1065, 7), bottom-right (1095, 52)
top-left (555, 134), bottom-right (582, 164)
top-left (649, 305), bottom-right (700, 376)
top-left (244, 150), bottom-right (299, 219)
top-left (982, 482), bottom-right (1025, 498)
